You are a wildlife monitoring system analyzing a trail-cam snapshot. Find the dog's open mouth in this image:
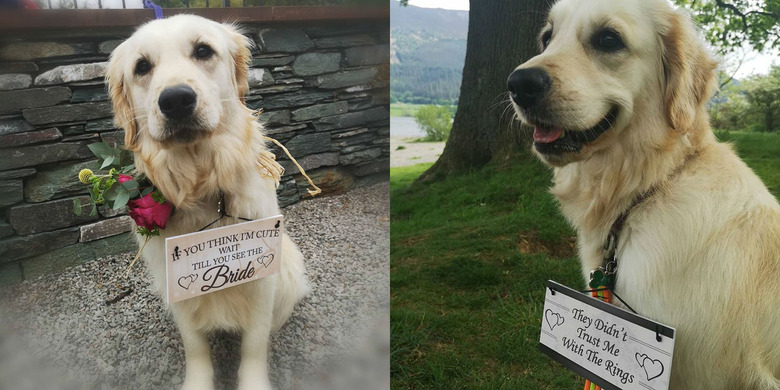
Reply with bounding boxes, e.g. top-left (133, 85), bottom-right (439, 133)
top-left (531, 106), bottom-right (619, 155)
